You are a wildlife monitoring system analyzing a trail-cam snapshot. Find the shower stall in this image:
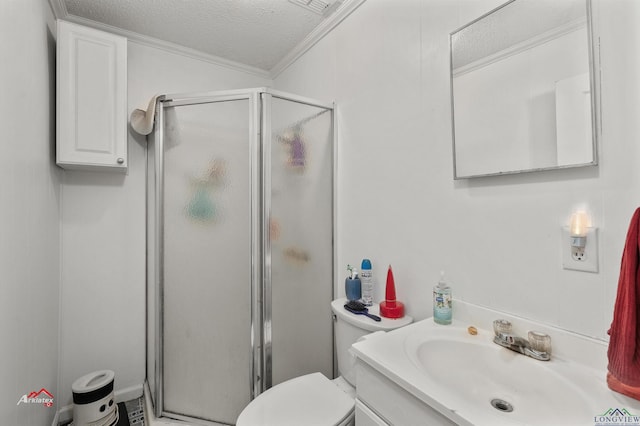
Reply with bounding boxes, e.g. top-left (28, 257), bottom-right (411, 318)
top-left (146, 88), bottom-right (336, 424)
